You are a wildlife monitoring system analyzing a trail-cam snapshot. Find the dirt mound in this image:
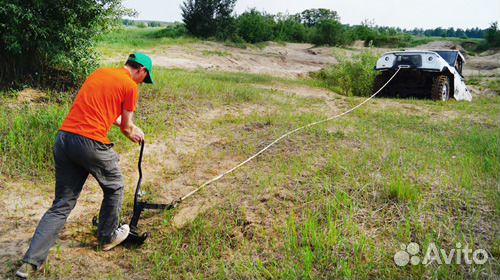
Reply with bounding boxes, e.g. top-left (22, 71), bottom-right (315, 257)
top-left (131, 42), bottom-right (338, 78)
top-left (464, 50), bottom-right (500, 76)
top-left (413, 41), bottom-right (465, 52)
